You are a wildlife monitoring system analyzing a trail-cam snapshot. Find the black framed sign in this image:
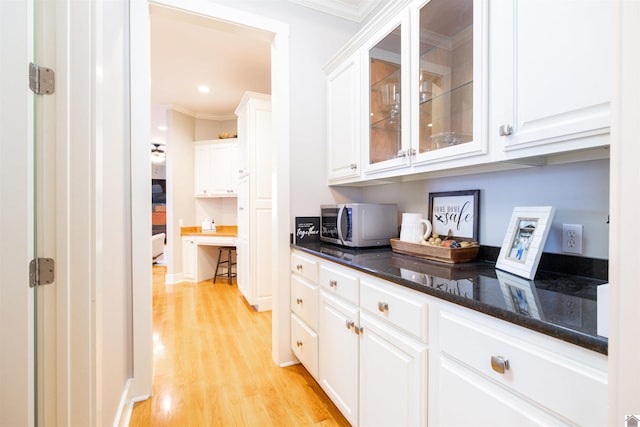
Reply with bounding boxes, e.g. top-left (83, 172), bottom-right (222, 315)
top-left (295, 217), bottom-right (320, 244)
top-left (428, 189), bottom-right (480, 241)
